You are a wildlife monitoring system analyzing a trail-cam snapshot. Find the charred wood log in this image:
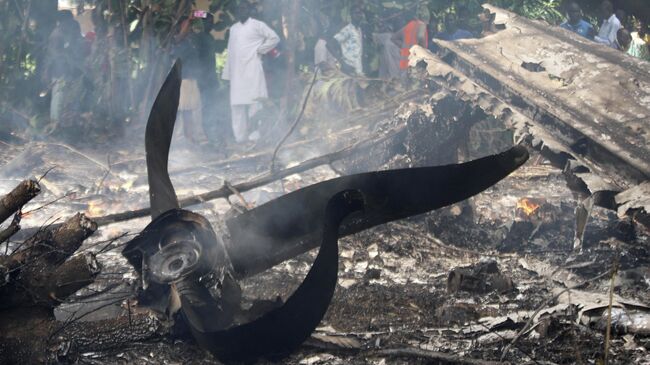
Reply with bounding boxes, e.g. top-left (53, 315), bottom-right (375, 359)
top-left (0, 179), bottom-right (40, 224)
top-left (0, 253), bottom-right (100, 309)
top-left (0, 213), bottom-right (21, 244)
top-left (0, 182), bottom-right (167, 363)
top-left (49, 213), bottom-right (98, 264)
top-left (0, 179), bottom-right (39, 246)
top-left (49, 253), bottom-right (101, 303)
top-left (88, 125), bottom-right (405, 227)
top-left (57, 312), bottom-right (166, 355)
top-left (0, 213), bottom-right (98, 308)
top-left (0, 308), bottom-right (166, 364)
